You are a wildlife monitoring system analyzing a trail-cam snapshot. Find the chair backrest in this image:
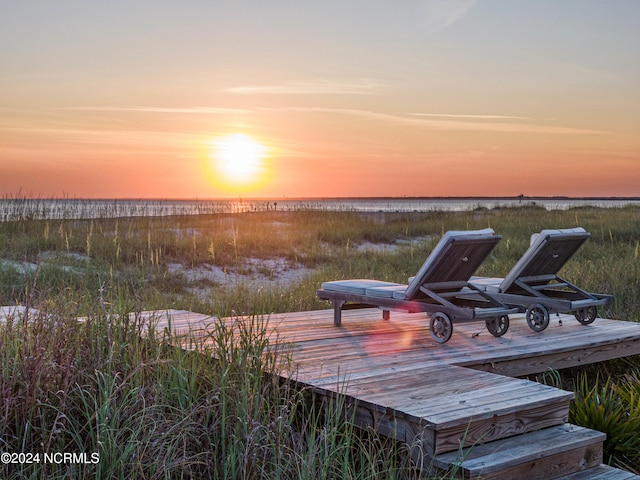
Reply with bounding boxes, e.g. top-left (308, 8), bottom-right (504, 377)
top-left (403, 228), bottom-right (501, 300)
top-left (499, 227), bottom-right (590, 293)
